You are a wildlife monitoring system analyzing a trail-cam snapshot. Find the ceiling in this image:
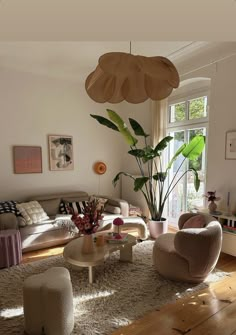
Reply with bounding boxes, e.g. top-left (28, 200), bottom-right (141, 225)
top-left (0, 1), bottom-right (235, 83)
top-left (0, 1), bottom-right (235, 40)
top-left (0, 41), bottom-right (211, 82)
